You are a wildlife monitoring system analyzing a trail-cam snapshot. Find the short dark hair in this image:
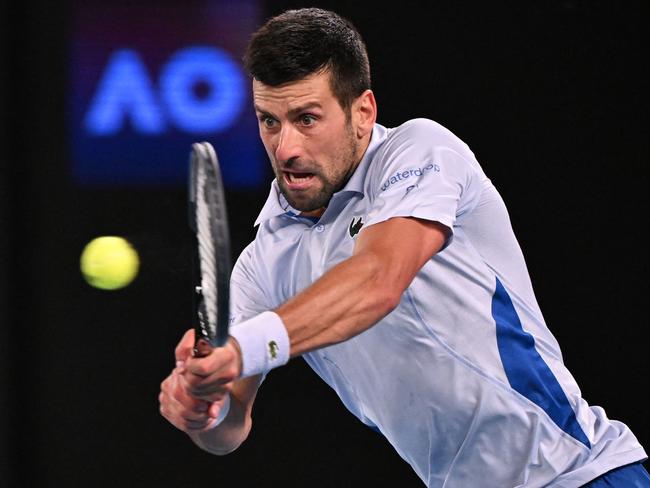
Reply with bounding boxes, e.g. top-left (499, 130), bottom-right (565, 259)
top-left (243, 8), bottom-right (371, 110)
